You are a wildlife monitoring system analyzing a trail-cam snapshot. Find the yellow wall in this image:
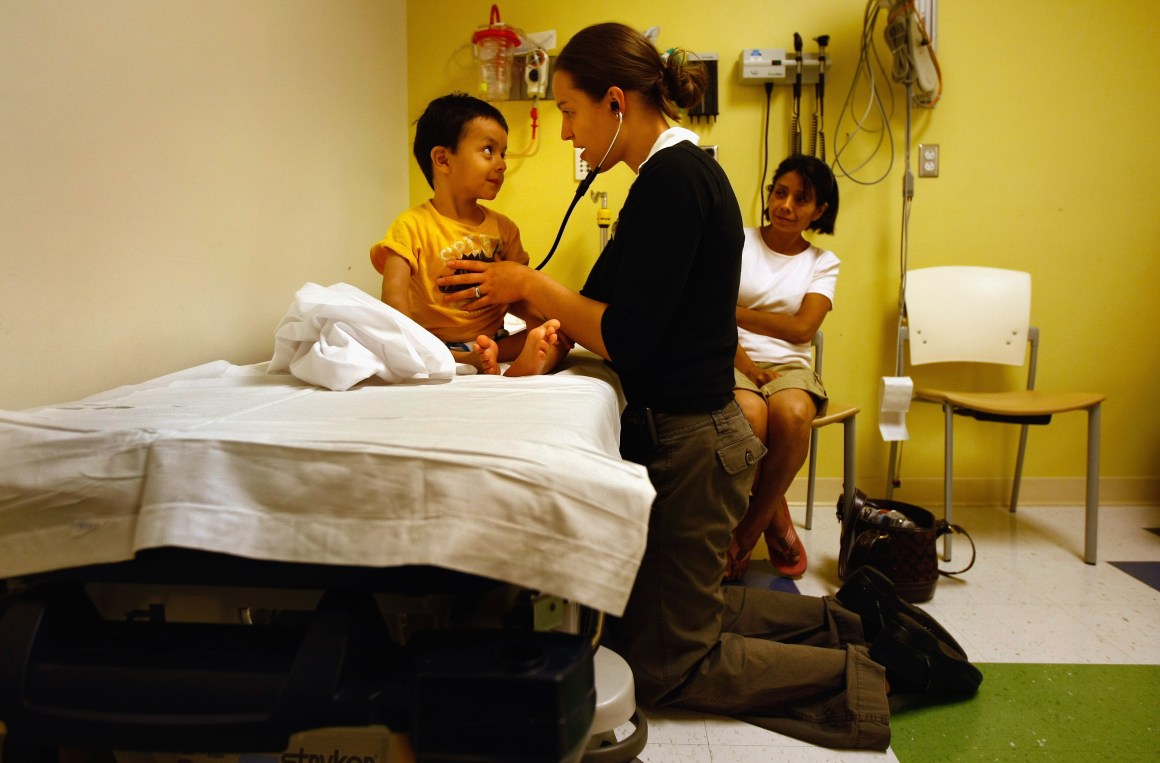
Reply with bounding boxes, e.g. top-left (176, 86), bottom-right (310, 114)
top-left (0, 0), bottom-right (409, 409)
top-left (406, 0), bottom-right (1160, 500)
